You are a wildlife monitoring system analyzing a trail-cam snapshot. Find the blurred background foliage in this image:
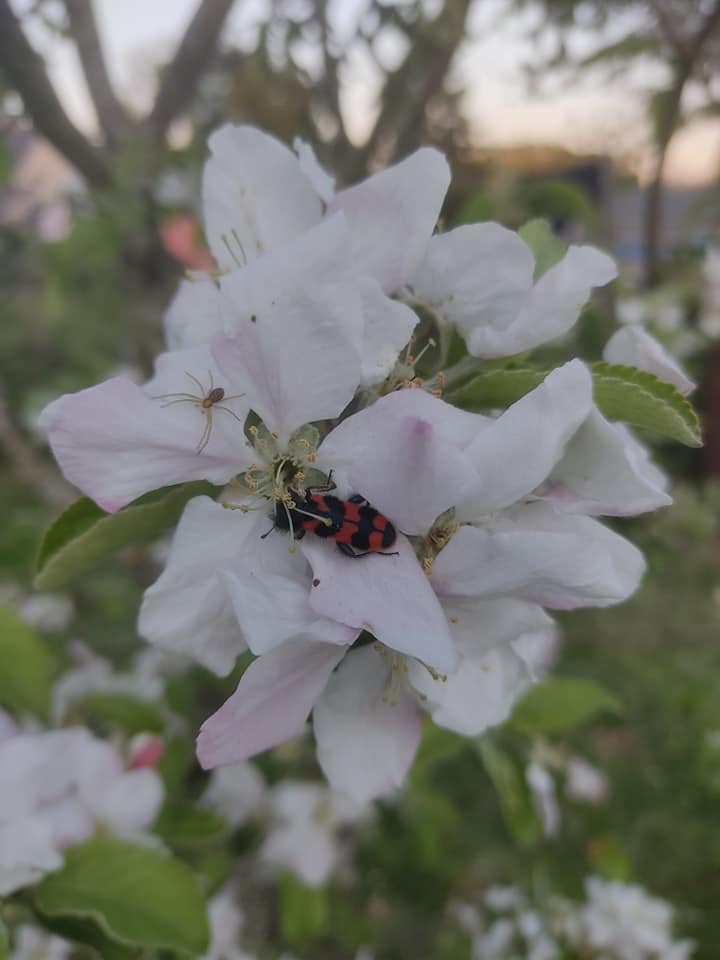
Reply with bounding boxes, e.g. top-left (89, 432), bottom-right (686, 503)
top-left (1, 1), bottom-right (720, 958)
